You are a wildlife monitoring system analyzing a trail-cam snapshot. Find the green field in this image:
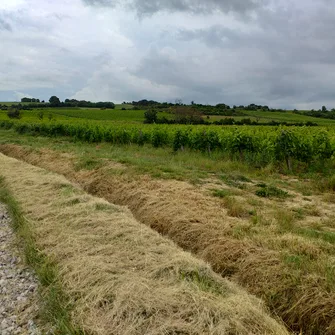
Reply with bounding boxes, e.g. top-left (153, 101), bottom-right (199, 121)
top-left (2, 102), bottom-right (335, 126)
top-left (42, 108), bottom-right (147, 123)
top-left (1, 107), bottom-right (335, 172)
top-left (0, 106), bottom-right (172, 124)
top-left (208, 109), bottom-right (335, 126)
top-left (114, 103), bottom-right (134, 109)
